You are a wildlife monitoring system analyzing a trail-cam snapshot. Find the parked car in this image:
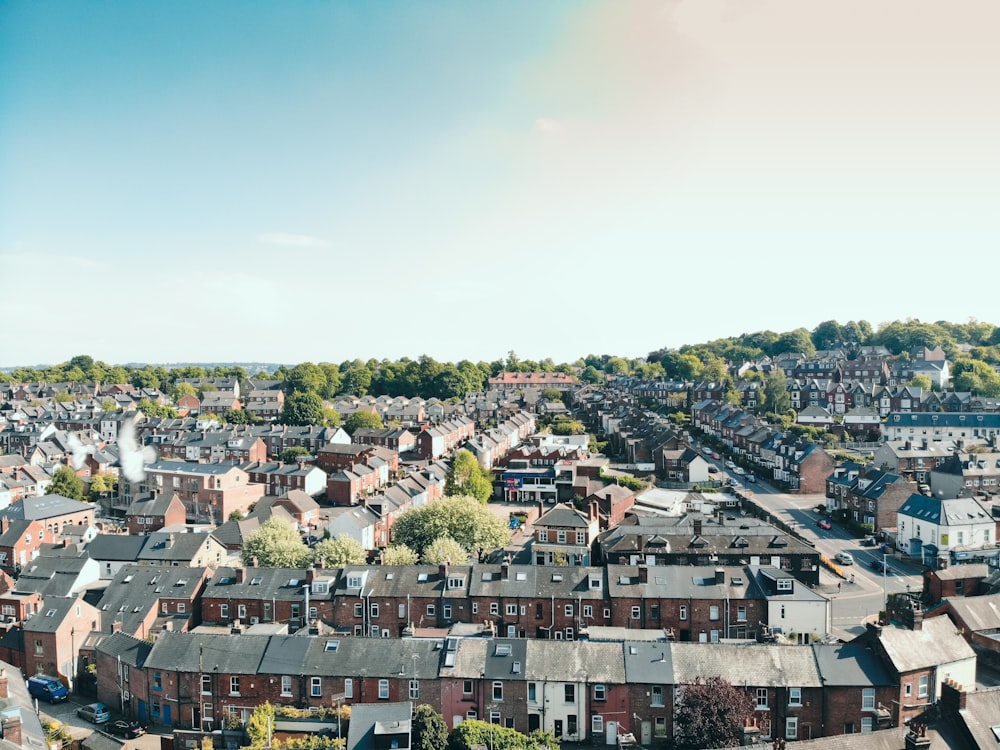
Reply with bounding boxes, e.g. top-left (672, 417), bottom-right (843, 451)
top-left (711, 452), bottom-right (720, 460)
top-left (77, 703), bottom-right (111, 725)
top-left (27, 676), bottom-right (68, 704)
top-left (733, 466), bottom-right (746, 476)
top-left (816, 518), bottom-right (832, 530)
top-left (708, 465), bottom-right (719, 474)
top-left (107, 720), bottom-right (145, 739)
top-left (835, 552), bottom-right (855, 566)
top-left (746, 474), bottom-right (757, 483)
